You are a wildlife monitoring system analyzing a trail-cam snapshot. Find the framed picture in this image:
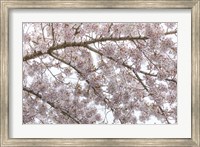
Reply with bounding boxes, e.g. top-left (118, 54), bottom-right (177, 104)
top-left (1, 0), bottom-right (199, 146)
